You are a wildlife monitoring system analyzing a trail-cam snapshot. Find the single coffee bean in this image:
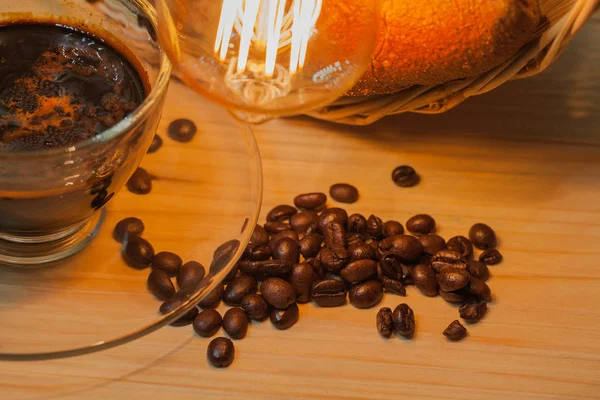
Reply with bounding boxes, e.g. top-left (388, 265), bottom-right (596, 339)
top-left (270, 303), bottom-right (299, 330)
top-left (264, 221), bottom-right (291, 234)
top-left (412, 263), bottom-right (439, 297)
top-left (305, 257), bottom-right (325, 280)
top-left (268, 231), bottom-right (299, 253)
top-left (289, 263), bottom-right (315, 303)
top-left (248, 224), bottom-right (269, 248)
top-left (437, 268), bottom-right (471, 292)
top-left (366, 215), bottom-right (384, 240)
top-left (312, 279), bottom-right (347, 307)
top-left (468, 277), bottom-right (492, 302)
top-left (151, 251), bottom-right (183, 277)
top-left (147, 134), bottom-right (163, 153)
top-left (294, 192), bottom-right (327, 210)
top-left (207, 337), bottom-right (235, 368)
top-left (439, 288), bottom-right (469, 304)
top-left (122, 236), bottom-right (155, 268)
top-left (197, 284), bottom-right (224, 309)
top-left (271, 237), bottom-right (300, 265)
top-left (347, 213), bottom-right (368, 234)
top-left (349, 280), bottom-right (383, 309)
top-left (469, 223), bottom-right (497, 250)
top-left (318, 208), bottom-right (348, 230)
top-left (392, 165), bottom-right (419, 187)
top-left (260, 278), bottom-right (296, 309)
top-left (299, 233), bottom-right (323, 259)
top-left (193, 309), bottom-right (222, 337)
top-left (341, 259), bottom-right (377, 283)
top-left (381, 276), bottom-right (406, 296)
top-left (383, 220), bottom-right (404, 237)
top-left (443, 320), bottom-right (467, 341)
top-left (467, 259), bottom-right (489, 281)
top-left (168, 118), bottom-right (197, 142)
top-left (147, 269), bottom-right (176, 301)
top-left (329, 183), bottom-right (359, 203)
top-left (322, 221), bottom-right (347, 250)
top-left (376, 307), bottom-right (394, 338)
top-left (113, 217), bottom-right (145, 243)
top-left (241, 293), bottom-right (270, 321)
top-left (317, 247), bottom-right (348, 274)
top-left (419, 234), bottom-right (446, 256)
top-left (245, 245), bottom-right (272, 261)
top-left (378, 234), bottom-right (424, 263)
top-left (431, 249), bottom-right (467, 273)
top-left (267, 204), bottom-right (298, 222)
top-left (159, 296), bottom-right (199, 326)
top-left (347, 242), bottom-right (376, 262)
top-left (392, 303), bottom-right (415, 339)
top-left (126, 167), bottom-right (152, 194)
top-left (459, 302), bottom-right (487, 322)
top-left (222, 307), bottom-right (249, 340)
top-left (447, 236), bottom-right (474, 259)
top-left (290, 210), bottom-right (319, 234)
top-left (378, 253), bottom-right (403, 281)
top-left (406, 214), bottom-right (436, 235)
top-left (177, 261), bottom-right (206, 290)
top-left (238, 259), bottom-right (292, 279)
top-left (223, 275), bottom-right (258, 306)
top-left (480, 249), bottom-right (503, 265)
